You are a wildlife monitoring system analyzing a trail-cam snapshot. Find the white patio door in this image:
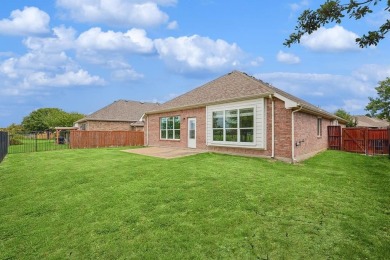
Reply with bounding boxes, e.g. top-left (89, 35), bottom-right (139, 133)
top-left (188, 118), bottom-right (196, 148)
